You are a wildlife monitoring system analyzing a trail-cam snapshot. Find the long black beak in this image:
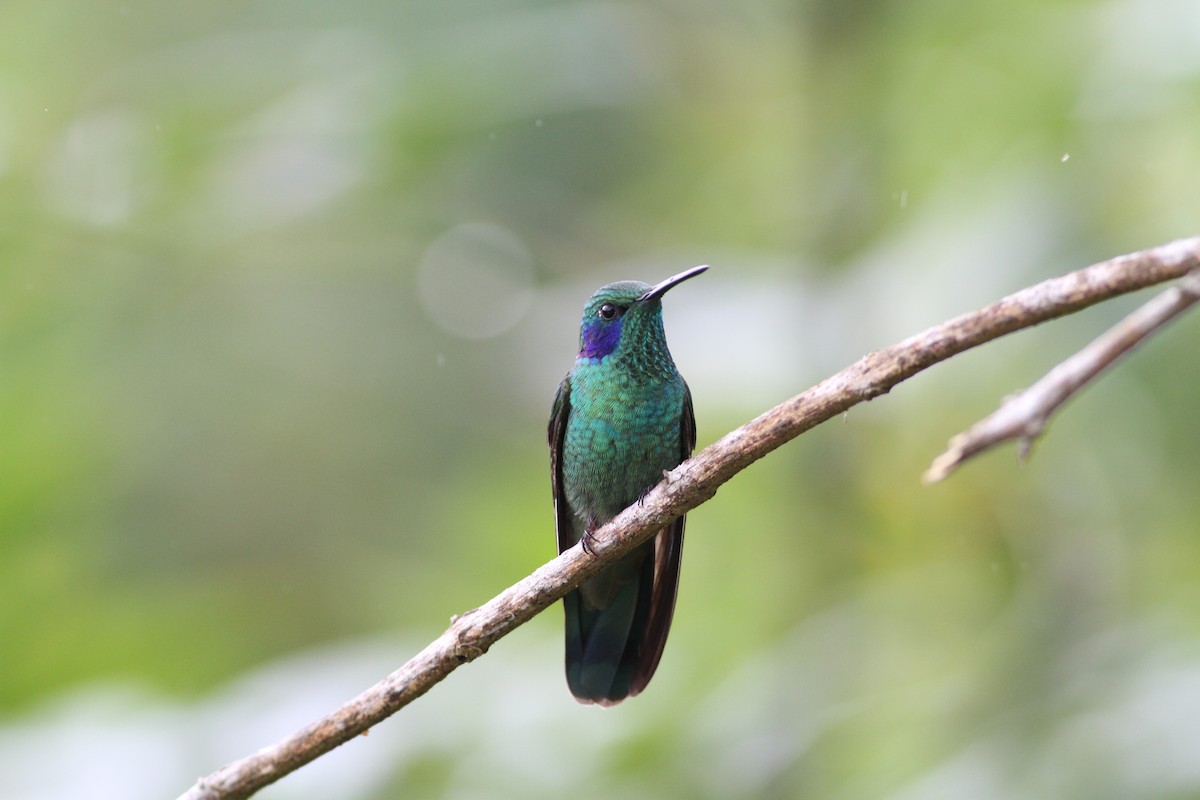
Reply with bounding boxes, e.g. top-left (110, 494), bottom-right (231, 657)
top-left (636, 265), bottom-right (708, 303)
